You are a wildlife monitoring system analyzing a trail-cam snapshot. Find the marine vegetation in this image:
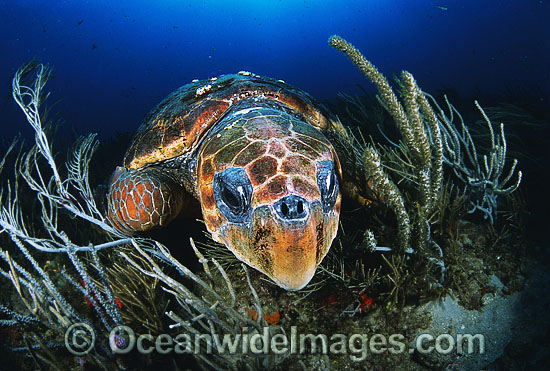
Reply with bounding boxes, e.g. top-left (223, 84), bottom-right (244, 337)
top-left (0, 36), bottom-right (524, 370)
